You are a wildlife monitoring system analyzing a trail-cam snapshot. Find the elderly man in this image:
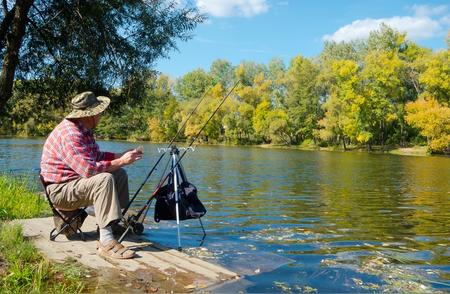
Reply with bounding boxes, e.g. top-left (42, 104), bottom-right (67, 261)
top-left (41, 91), bottom-right (142, 259)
